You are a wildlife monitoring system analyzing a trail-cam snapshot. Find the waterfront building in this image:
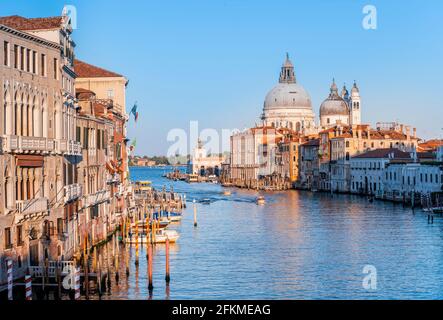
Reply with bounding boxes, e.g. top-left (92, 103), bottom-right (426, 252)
top-left (230, 126), bottom-right (289, 187)
top-left (298, 138), bottom-right (320, 190)
top-left (350, 148), bottom-right (411, 195)
top-left (329, 123), bottom-right (420, 192)
top-left (74, 59), bottom-right (130, 226)
top-left (261, 54), bottom-right (316, 134)
top-left (0, 14), bottom-right (81, 284)
top-left (187, 139), bottom-right (225, 176)
top-left (75, 88), bottom-right (114, 249)
top-left (381, 153), bottom-right (441, 201)
top-left (275, 132), bottom-right (304, 183)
